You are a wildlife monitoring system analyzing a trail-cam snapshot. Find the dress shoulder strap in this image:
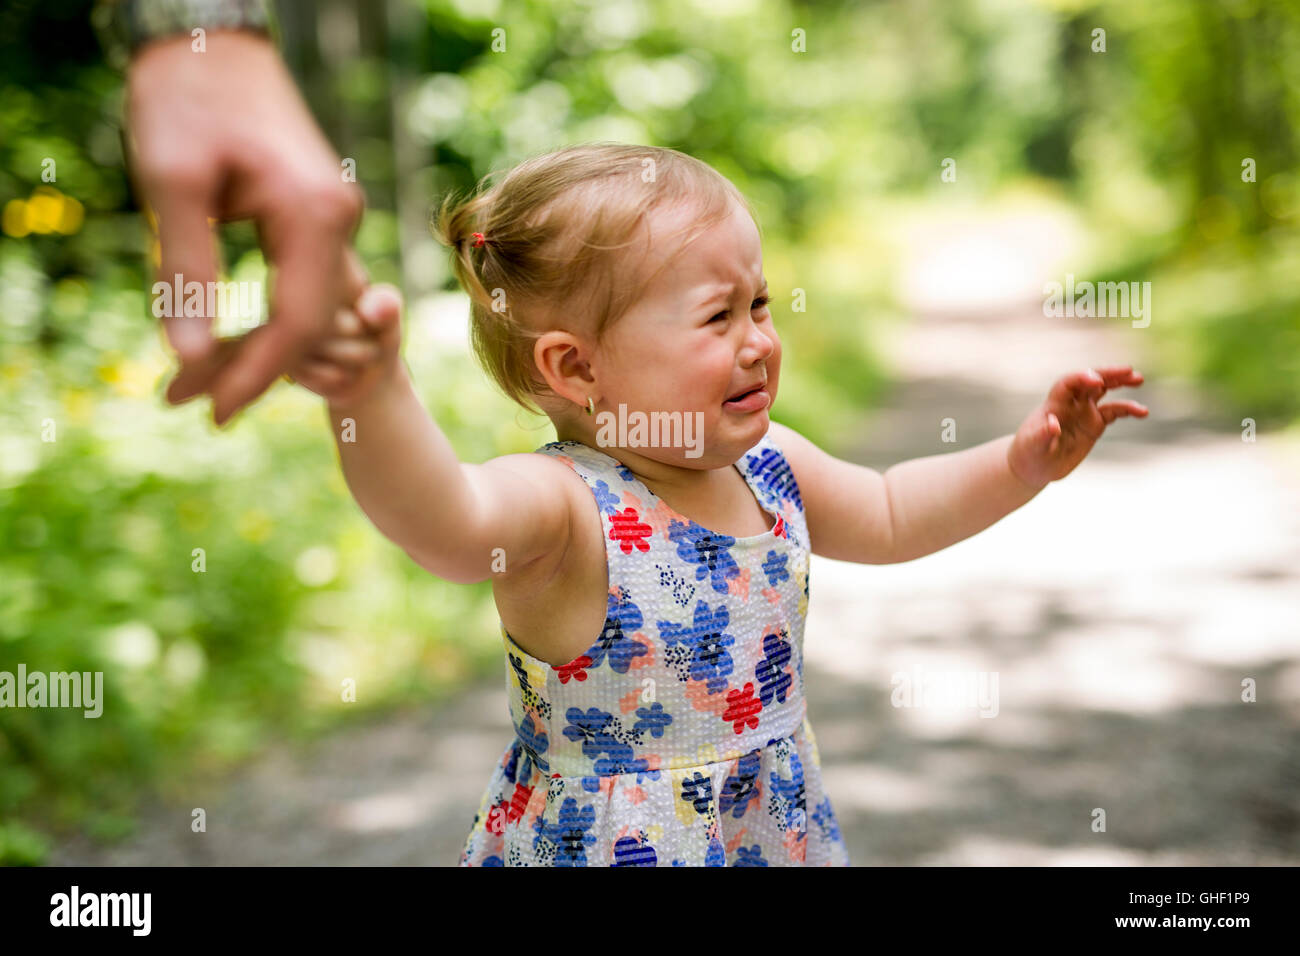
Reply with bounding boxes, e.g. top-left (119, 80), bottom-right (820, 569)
top-left (735, 431), bottom-right (811, 551)
top-left (531, 440), bottom-right (657, 600)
